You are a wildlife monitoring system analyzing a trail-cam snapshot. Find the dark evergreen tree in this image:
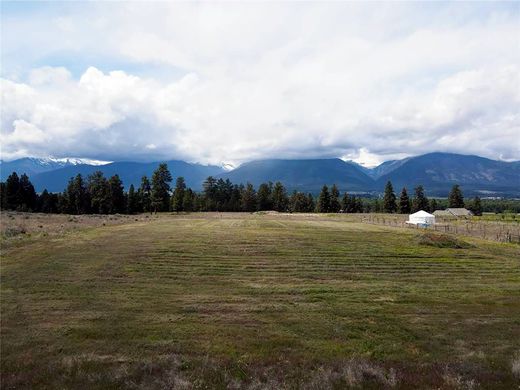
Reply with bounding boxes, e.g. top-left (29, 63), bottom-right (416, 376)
top-left (469, 196), bottom-right (482, 216)
top-left (108, 175), bottom-right (125, 214)
top-left (342, 192), bottom-right (352, 213)
top-left (289, 191), bottom-right (311, 213)
top-left (398, 187), bottom-right (411, 214)
top-left (182, 188), bottom-right (195, 212)
top-left (66, 174), bottom-right (90, 214)
top-left (127, 184), bottom-right (139, 214)
top-left (5, 172), bottom-right (21, 210)
top-left (38, 189), bottom-right (59, 213)
top-left (448, 184), bottom-right (465, 208)
top-left (0, 182), bottom-right (6, 210)
top-left (412, 185), bottom-right (429, 212)
top-left (317, 185), bottom-right (331, 213)
top-left (171, 177), bottom-right (186, 211)
top-left (329, 184), bottom-right (341, 212)
top-left (272, 181), bottom-right (288, 212)
top-left (429, 198), bottom-right (438, 212)
top-left (88, 171), bottom-right (110, 214)
top-left (257, 182), bottom-right (273, 211)
top-left (139, 176), bottom-right (152, 213)
top-left (383, 181), bottom-right (397, 213)
top-left (18, 174), bottom-right (37, 211)
top-left (307, 193), bottom-right (315, 212)
top-left (202, 176), bottom-right (218, 211)
top-left (241, 183), bottom-right (257, 212)
top-left (151, 163), bottom-right (172, 212)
